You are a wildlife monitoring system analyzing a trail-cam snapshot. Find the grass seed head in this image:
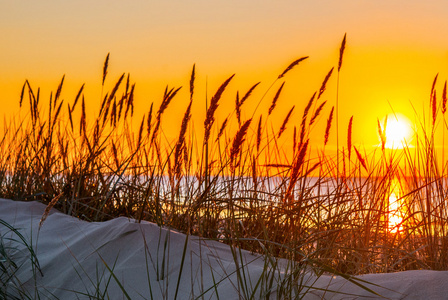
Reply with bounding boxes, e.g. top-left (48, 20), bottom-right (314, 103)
top-left (102, 53), bottom-right (110, 86)
top-left (278, 105), bottom-right (295, 138)
top-left (190, 64), bottom-right (195, 101)
top-left (318, 67), bottom-right (334, 99)
top-left (347, 116), bottom-right (353, 160)
top-left (278, 56), bottom-right (309, 79)
top-left (230, 118), bottom-right (252, 171)
top-left (432, 90), bottom-right (437, 126)
top-left (443, 80), bottom-right (447, 114)
top-left (268, 81), bottom-right (285, 116)
top-left (256, 115), bottom-right (262, 152)
top-left (204, 74), bottom-right (234, 144)
top-left (216, 117), bottom-right (228, 142)
top-left (354, 146), bottom-right (367, 171)
top-left (338, 33), bottom-right (347, 72)
top-left (324, 106), bottom-right (335, 146)
top-left (309, 101), bottom-right (327, 127)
